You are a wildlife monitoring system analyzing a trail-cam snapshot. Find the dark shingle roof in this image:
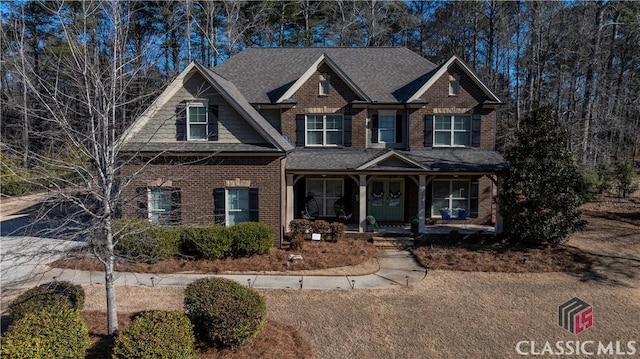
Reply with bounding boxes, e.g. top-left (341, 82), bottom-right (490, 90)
top-left (212, 48), bottom-right (438, 103)
top-left (286, 149), bottom-right (507, 173)
top-left (121, 142), bottom-right (283, 153)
